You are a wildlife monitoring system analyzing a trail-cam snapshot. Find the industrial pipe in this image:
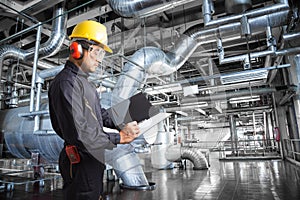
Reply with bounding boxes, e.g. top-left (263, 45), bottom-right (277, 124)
top-left (165, 144), bottom-right (209, 170)
top-left (283, 32), bottom-right (300, 41)
top-left (29, 23), bottom-right (42, 113)
top-left (180, 86), bottom-right (294, 104)
top-left (106, 0), bottom-right (197, 18)
top-left (203, 0), bottom-right (289, 27)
